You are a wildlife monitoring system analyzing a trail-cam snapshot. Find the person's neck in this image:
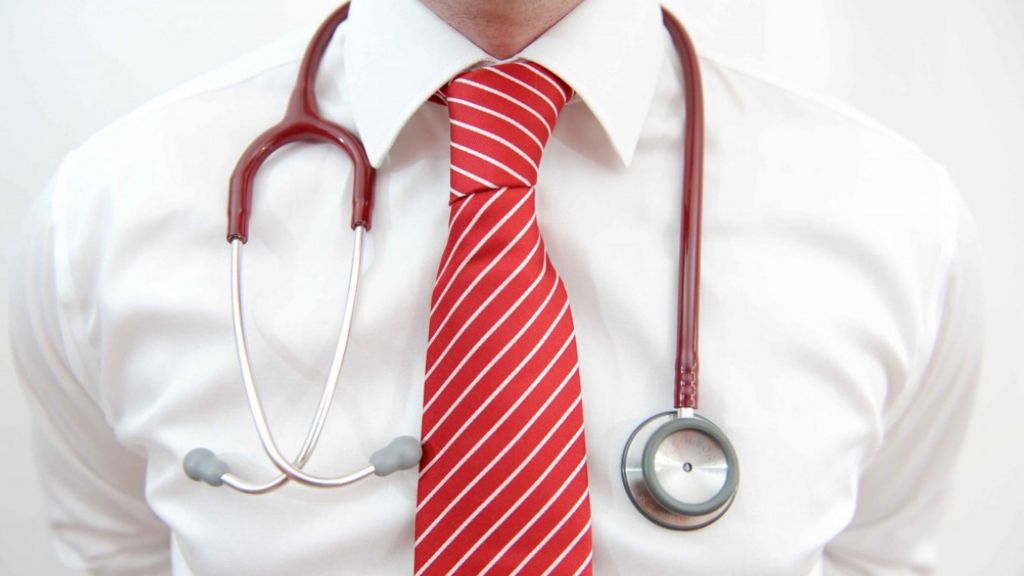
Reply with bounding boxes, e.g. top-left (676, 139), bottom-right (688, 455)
top-left (419, 0), bottom-right (584, 59)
